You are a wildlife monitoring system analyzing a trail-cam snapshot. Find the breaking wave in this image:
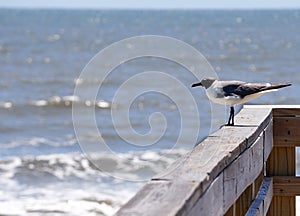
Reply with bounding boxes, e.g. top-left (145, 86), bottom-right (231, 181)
top-left (0, 149), bottom-right (188, 215)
